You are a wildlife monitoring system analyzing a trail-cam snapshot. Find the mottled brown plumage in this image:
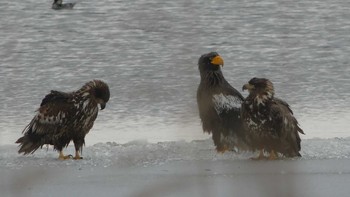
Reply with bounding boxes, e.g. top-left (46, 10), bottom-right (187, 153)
top-left (241, 77), bottom-right (304, 159)
top-left (197, 52), bottom-right (248, 152)
top-left (16, 80), bottom-right (110, 160)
